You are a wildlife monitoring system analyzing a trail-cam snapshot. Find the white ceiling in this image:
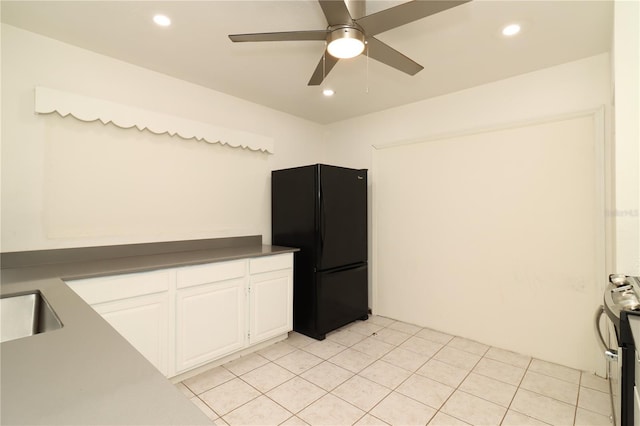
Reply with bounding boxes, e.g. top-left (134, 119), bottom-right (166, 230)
top-left (1, 0), bottom-right (613, 124)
